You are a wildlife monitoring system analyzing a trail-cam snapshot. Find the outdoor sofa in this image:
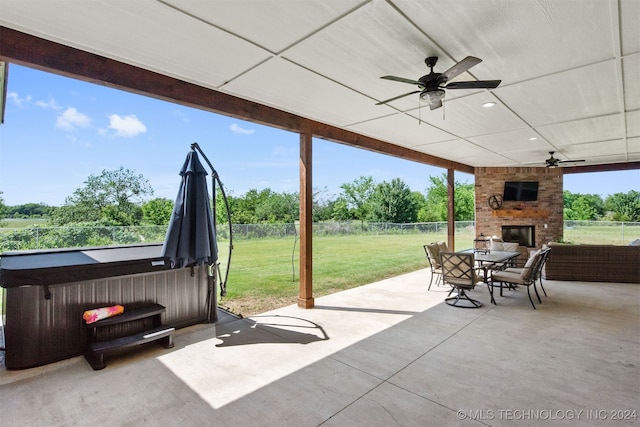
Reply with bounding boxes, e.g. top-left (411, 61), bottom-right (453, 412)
top-left (545, 242), bottom-right (640, 284)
